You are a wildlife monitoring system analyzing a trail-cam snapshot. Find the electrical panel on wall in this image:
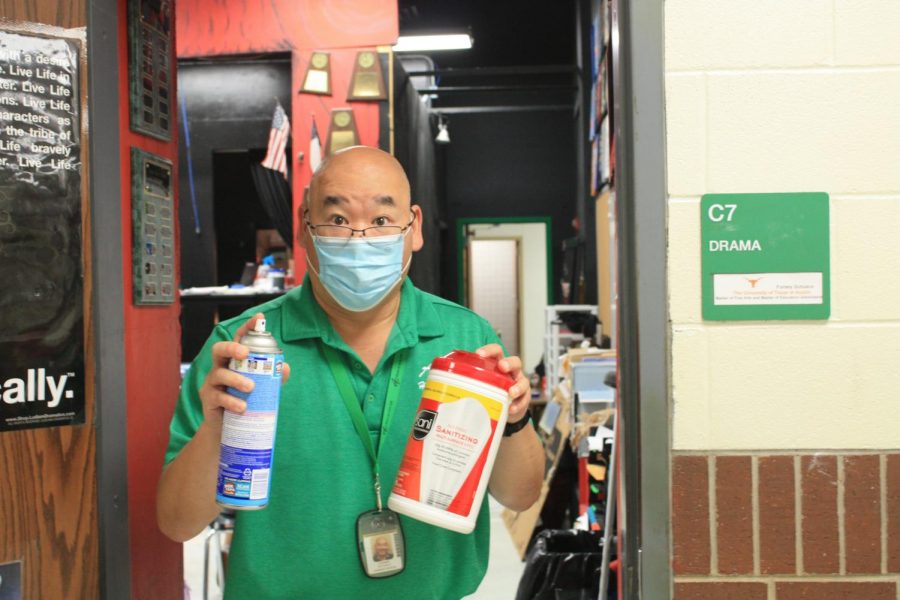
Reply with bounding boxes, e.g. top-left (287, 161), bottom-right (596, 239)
top-left (128, 0), bottom-right (172, 140)
top-left (132, 149), bottom-right (175, 305)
